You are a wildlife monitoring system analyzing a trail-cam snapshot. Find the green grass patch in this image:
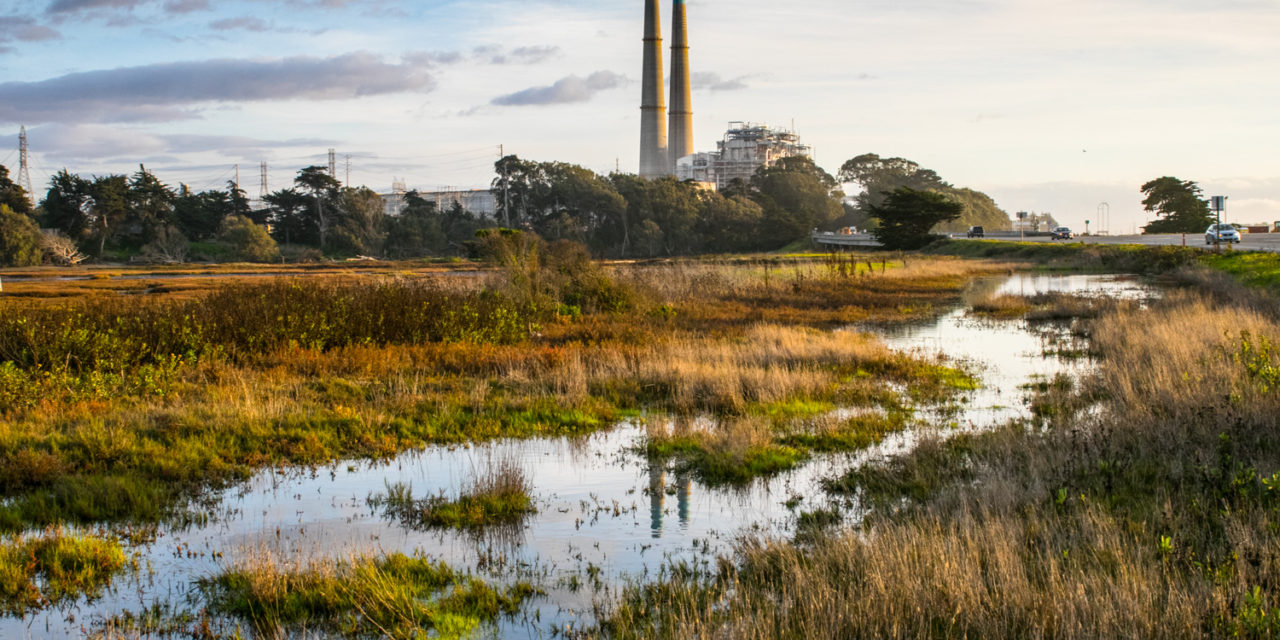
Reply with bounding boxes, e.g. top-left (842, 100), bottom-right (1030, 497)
top-left (0, 528), bottom-right (131, 616)
top-left (203, 553), bottom-right (533, 639)
top-left (371, 458), bottom-right (536, 531)
top-left (1204, 251), bottom-right (1280, 291)
top-left (647, 436), bottom-right (809, 486)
